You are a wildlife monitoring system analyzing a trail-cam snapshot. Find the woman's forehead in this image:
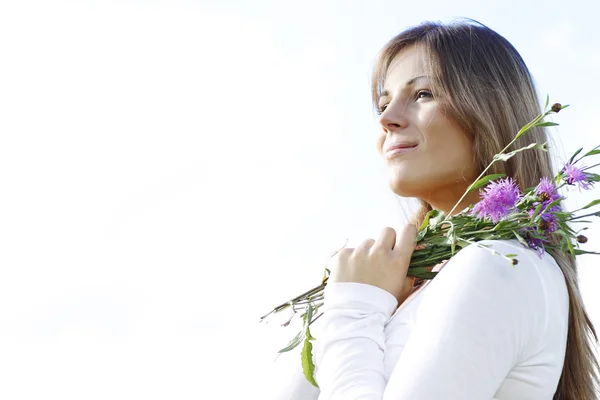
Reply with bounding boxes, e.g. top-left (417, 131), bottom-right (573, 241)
top-left (382, 47), bottom-right (432, 93)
